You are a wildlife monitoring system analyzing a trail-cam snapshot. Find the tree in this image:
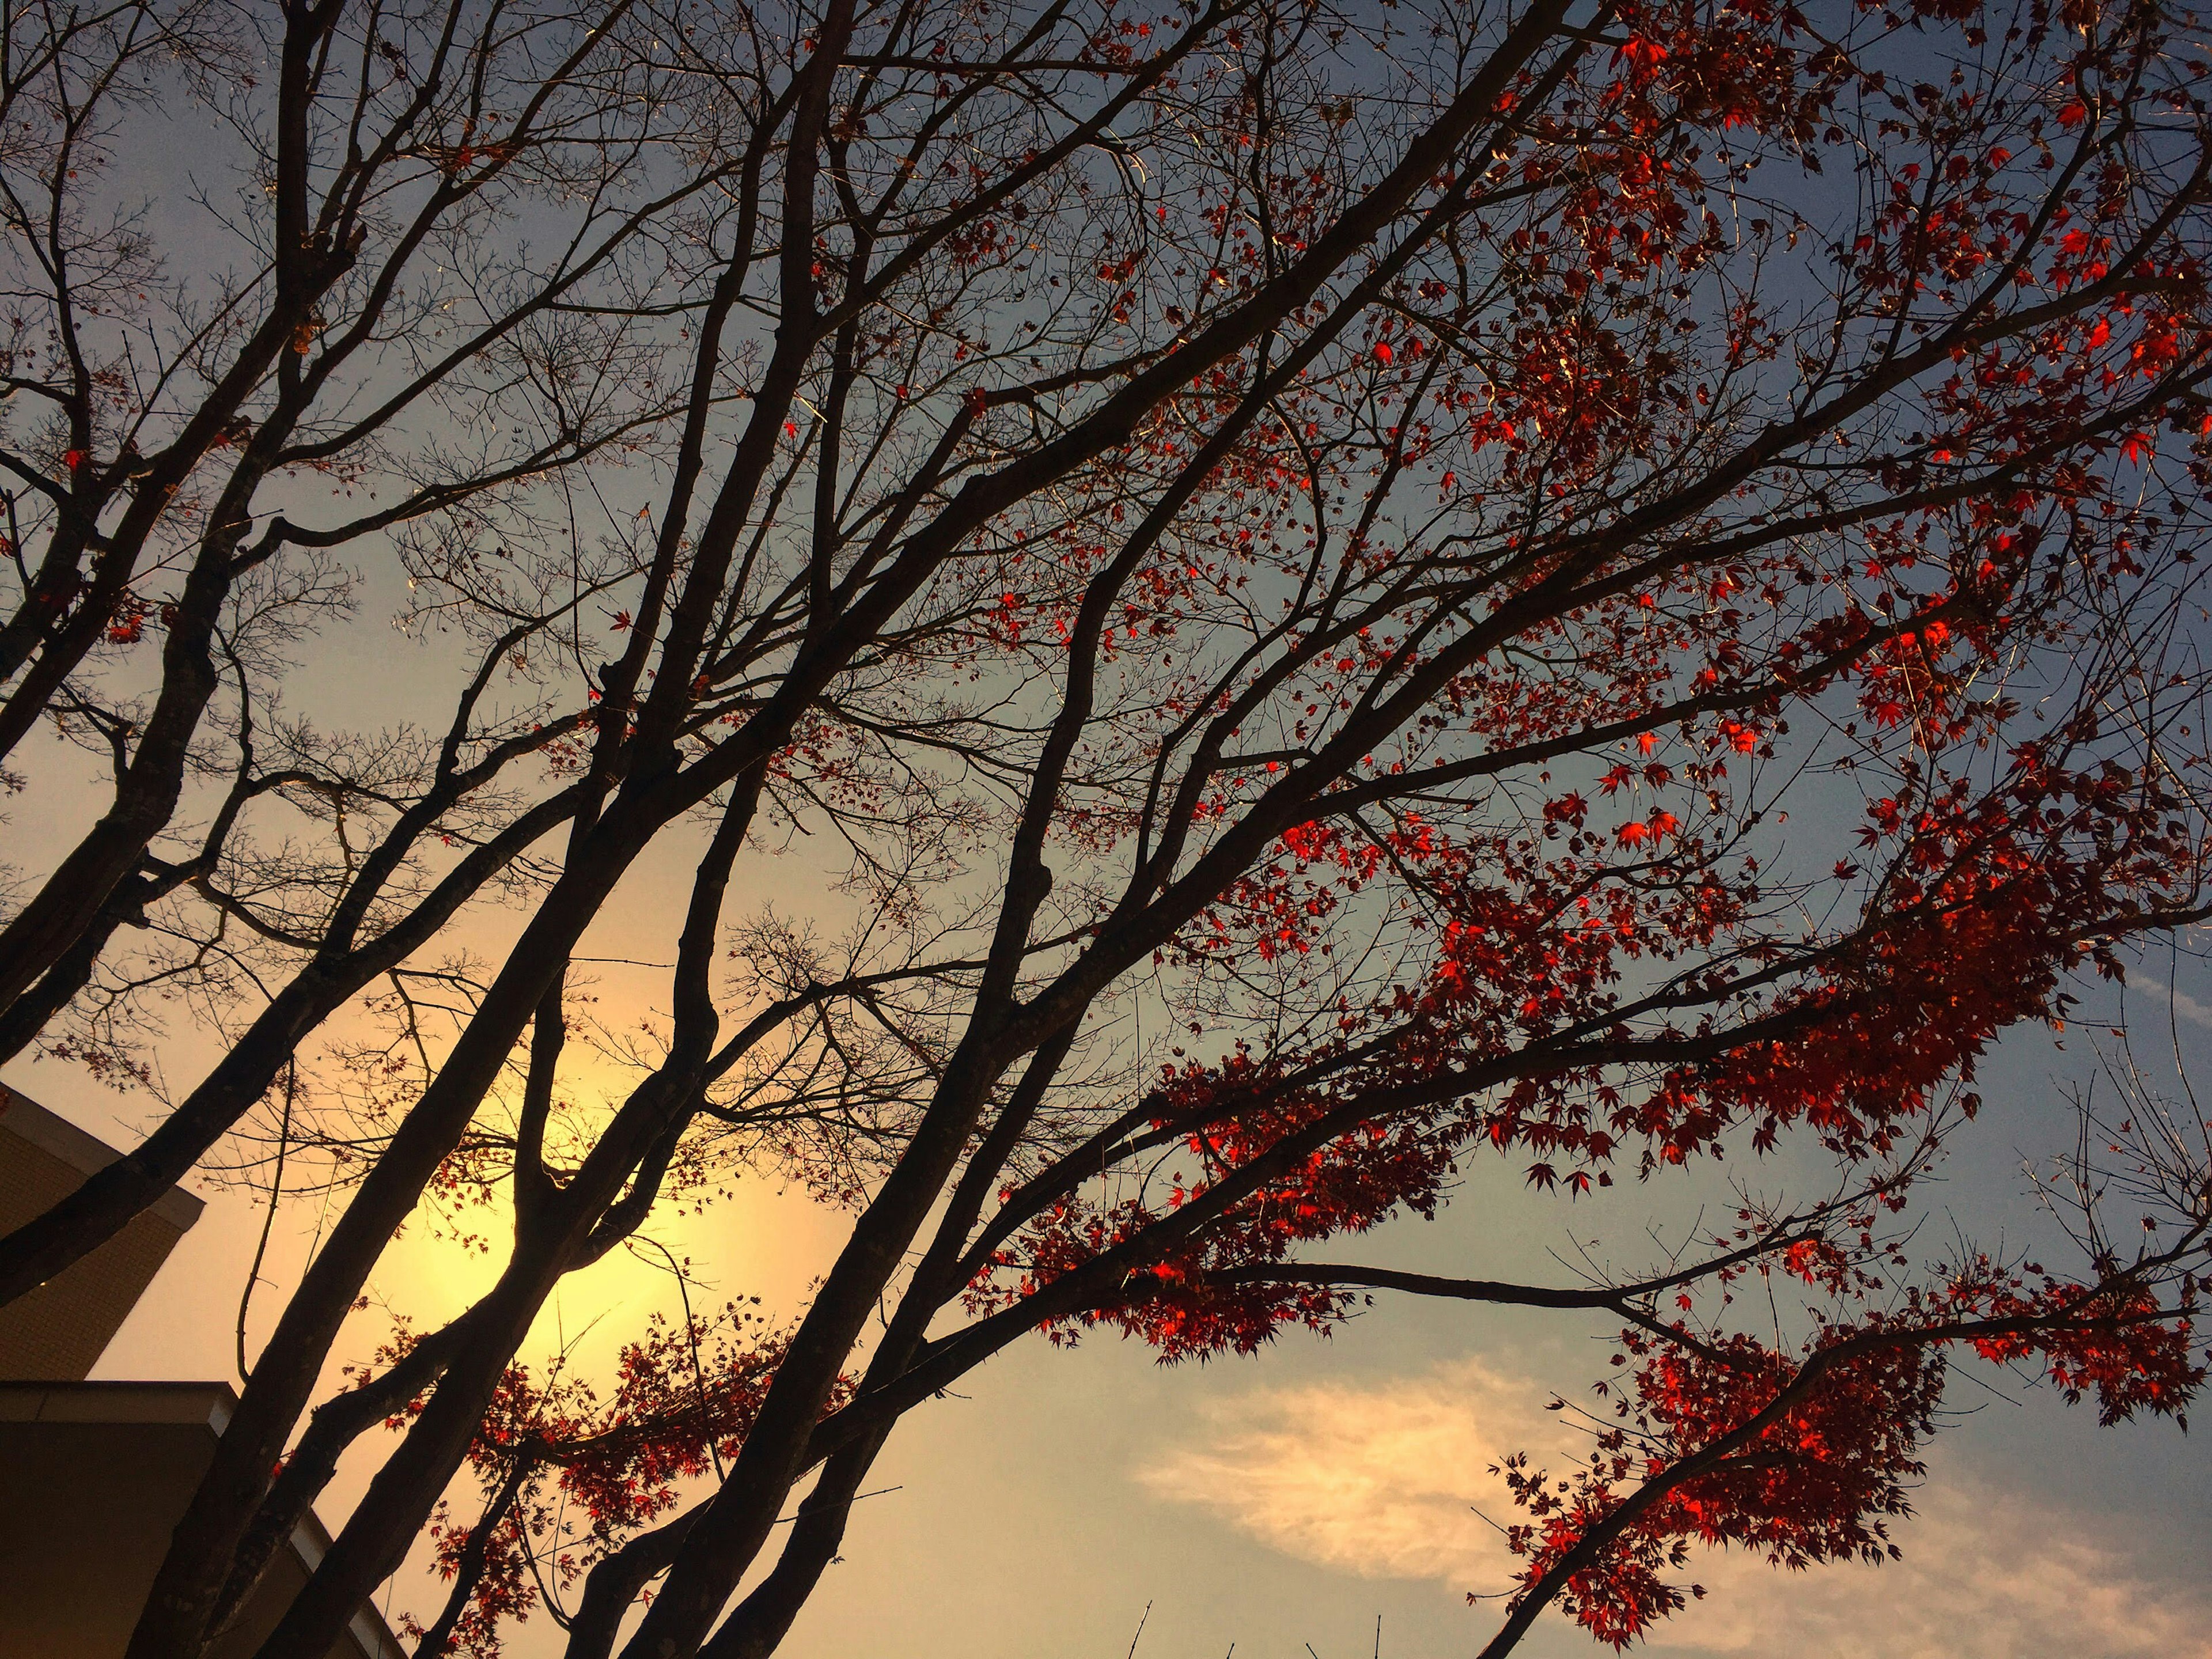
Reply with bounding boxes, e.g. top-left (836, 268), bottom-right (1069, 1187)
top-left (0, 0), bottom-right (722, 1241)
top-left (1, 0), bottom-right (2208, 1656)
